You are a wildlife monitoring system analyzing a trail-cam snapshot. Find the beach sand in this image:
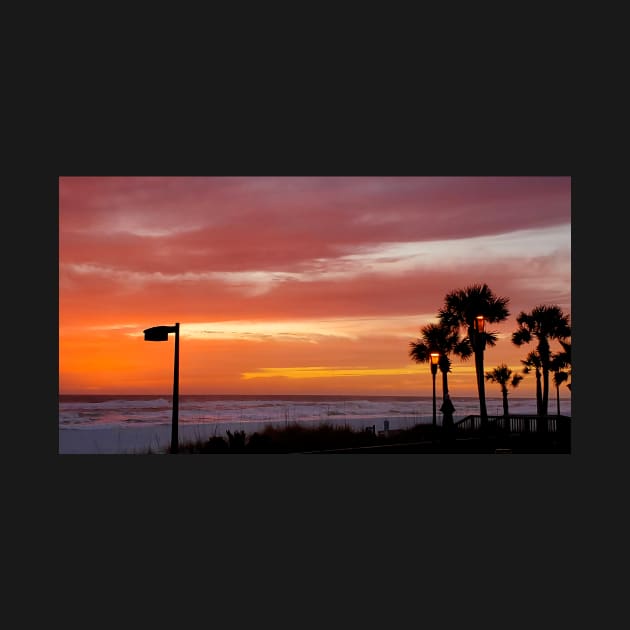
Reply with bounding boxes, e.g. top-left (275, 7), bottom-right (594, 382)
top-left (58, 416), bottom-right (417, 454)
top-left (59, 423), bottom-right (236, 454)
